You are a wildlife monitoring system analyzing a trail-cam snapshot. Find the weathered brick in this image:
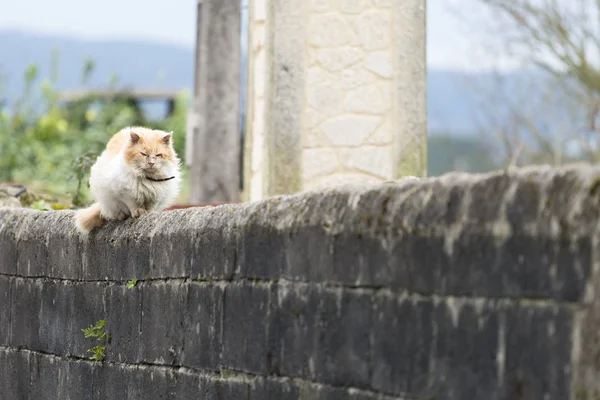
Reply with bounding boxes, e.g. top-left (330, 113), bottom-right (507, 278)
top-left (209, 378), bottom-right (251, 399)
top-left (389, 235), bottom-right (448, 294)
top-left (270, 285), bottom-right (372, 387)
top-left (46, 212), bottom-right (83, 280)
top-left (167, 371), bottom-right (204, 399)
top-left (544, 170), bottom-right (585, 223)
top-left (188, 218), bottom-right (237, 280)
top-left (431, 300), bottom-right (500, 399)
top-left (129, 366), bottom-right (170, 399)
top-left (506, 178), bottom-right (542, 226)
top-left (38, 281), bottom-right (71, 355)
top-left (68, 283), bottom-right (107, 358)
top-left (222, 282), bottom-right (272, 374)
top-left (237, 221), bottom-right (285, 279)
top-left (554, 235), bottom-right (592, 302)
top-left (269, 284), bottom-right (320, 378)
top-left (0, 276), bottom-right (11, 346)
top-left (100, 363), bottom-right (139, 399)
top-left (448, 231), bottom-right (501, 297)
top-left (106, 284), bottom-right (143, 363)
top-left (332, 233), bottom-right (390, 286)
top-left (16, 223), bottom-right (49, 277)
top-left (140, 282), bottom-right (187, 364)
top-left (444, 184), bottom-right (469, 224)
top-left (497, 233), bottom-right (557, 299)
top-left (372, 296), bottom-right (434, 395)
top-left (82, 227), bottom-right (152, 281)
top-left (283, 225), bottom-right (334, 282)
top-left (468, 174), bottom-right (512, 222)
top-left (10, 279), bottom-right (42, 349)
top-left (503, 305), bottom-right (572, 400)
top-left (251, 378), bottom-right (300, 399)
top-left (65, 359), bottom-right (99, 399)
top-left (313, 288), bottom-right (371, 388)
top-left (299, 384), bottom-right (384, 400)
top-left (0, 216), bottom-right (18, 275)
top-left (0, 349), bottom-right (31, 398)
top-left (181, 282), bottom-right (223, 370)
top-left (29, 352), bottom-right (64, 399)
top-left (440, 231), bottom-right (591, 302)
